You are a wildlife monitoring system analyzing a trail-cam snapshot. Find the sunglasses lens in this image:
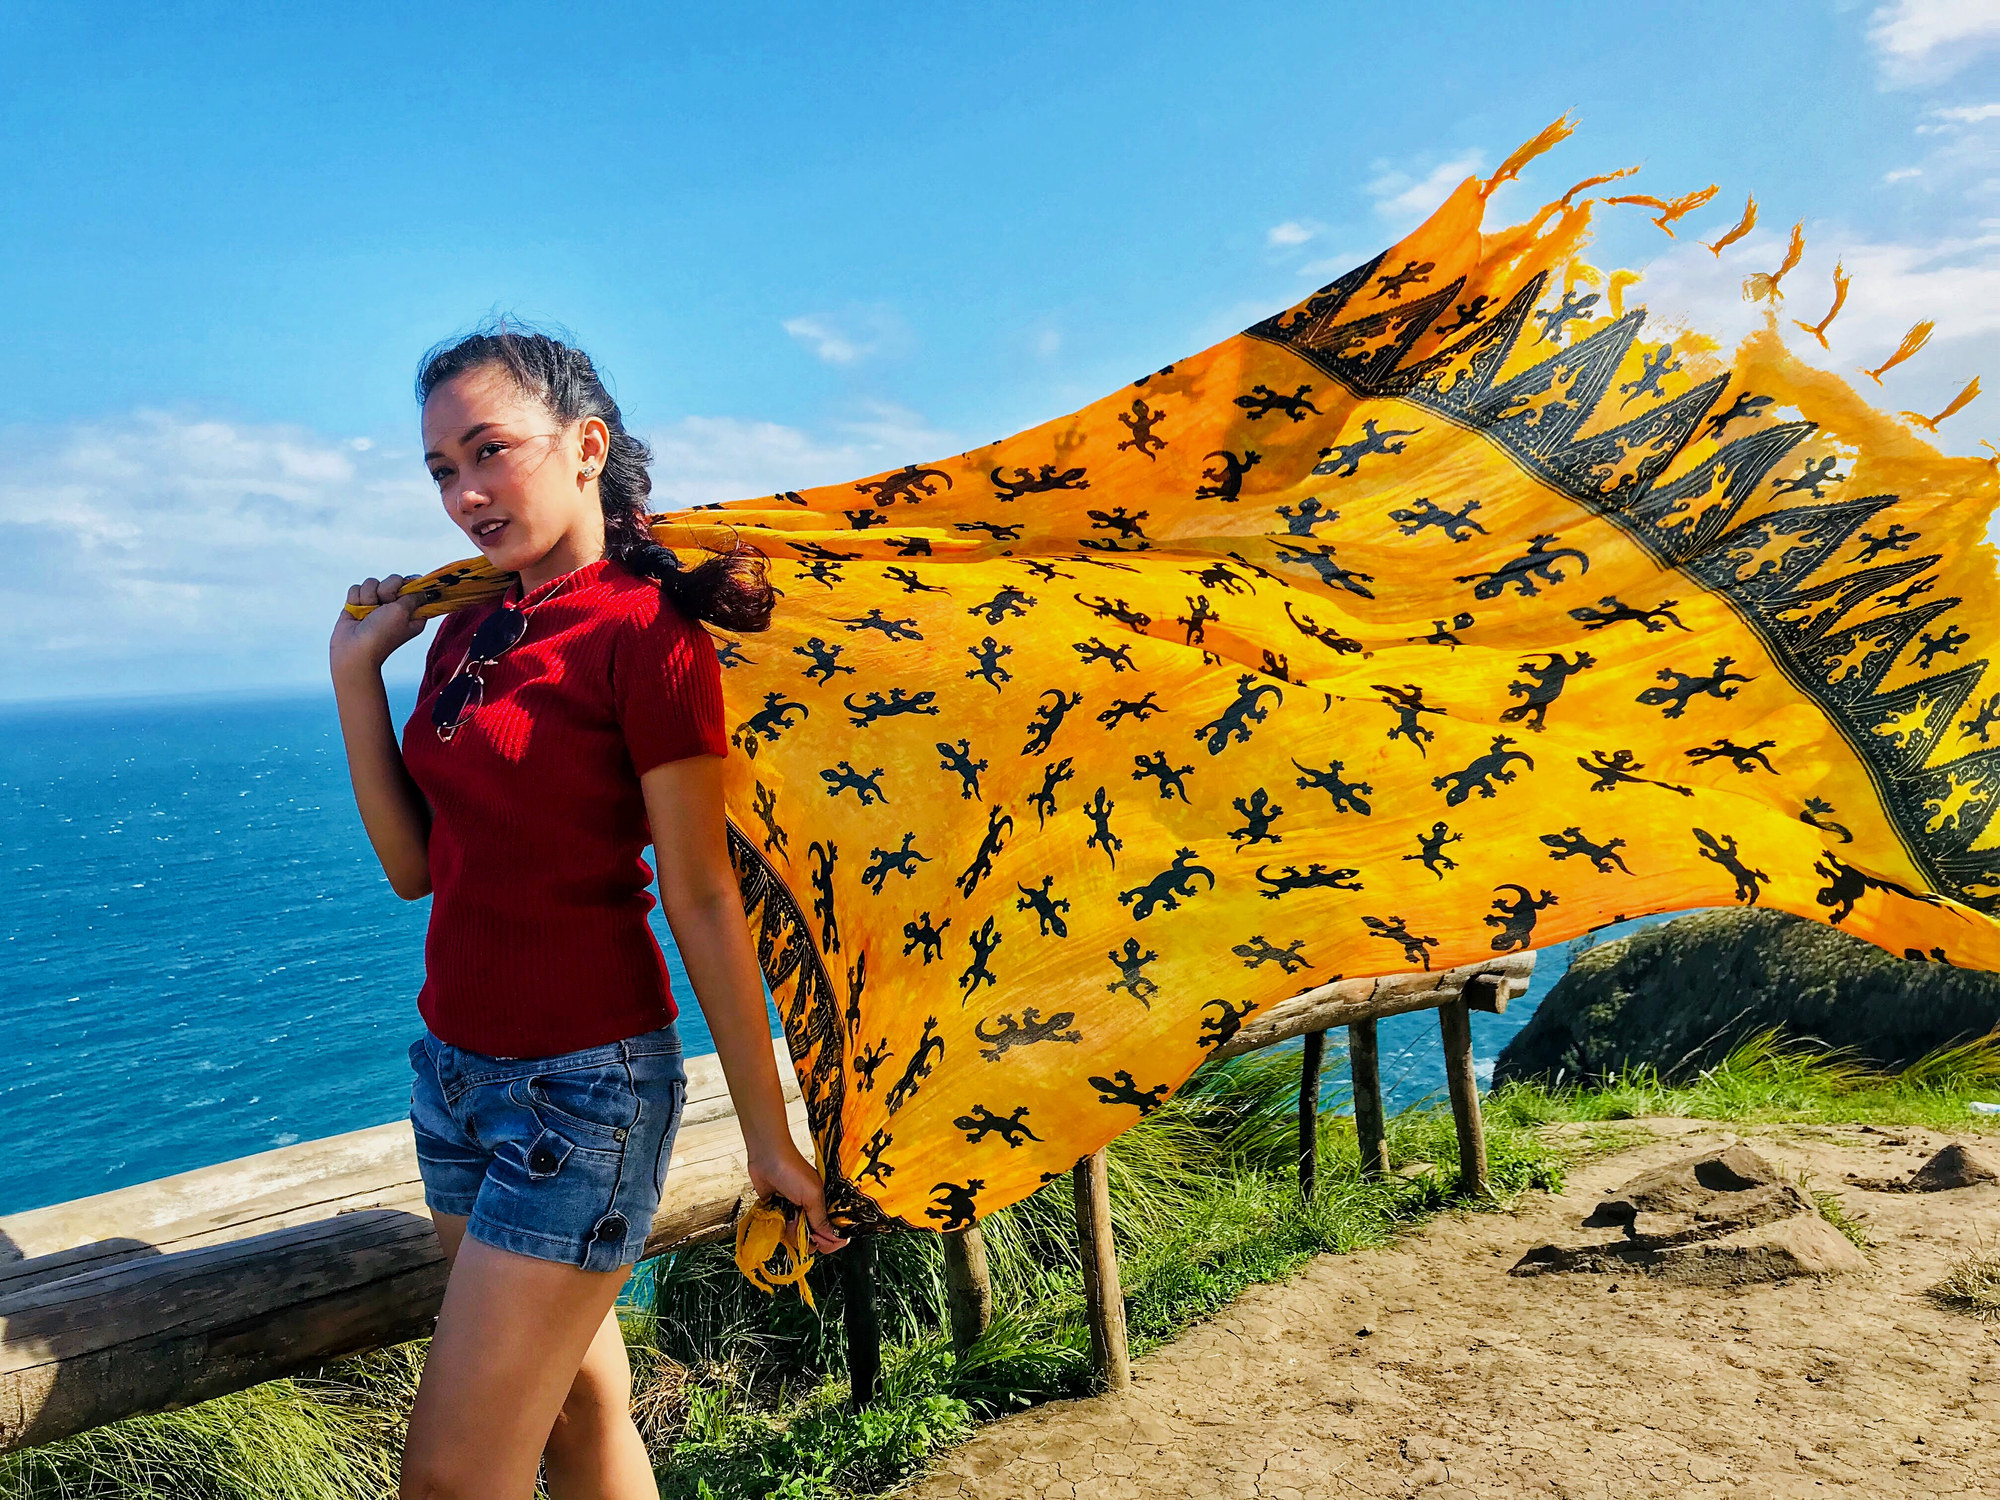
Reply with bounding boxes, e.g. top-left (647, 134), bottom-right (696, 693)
top-left (432, 672), bottom-right (481, 731)
top-left (468, 607), bottom-right (529, 662)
